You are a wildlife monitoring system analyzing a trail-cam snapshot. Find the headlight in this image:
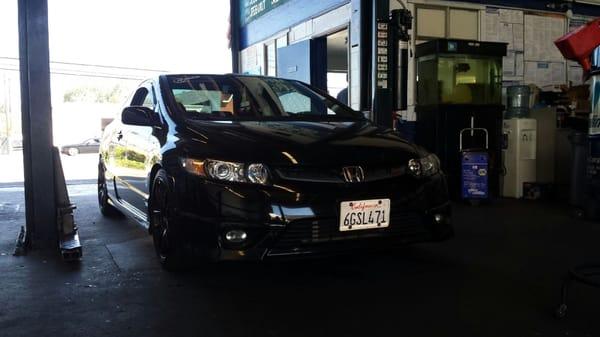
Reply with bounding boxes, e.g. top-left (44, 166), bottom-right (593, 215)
top-left (181, 158), bottom-right (270, 185)
top-left (408, 154), bottom-right (440, 178)
top-left (205, 160), bottom-right (245, 182)
top-left (247, 163), bottom-right (270, 185)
